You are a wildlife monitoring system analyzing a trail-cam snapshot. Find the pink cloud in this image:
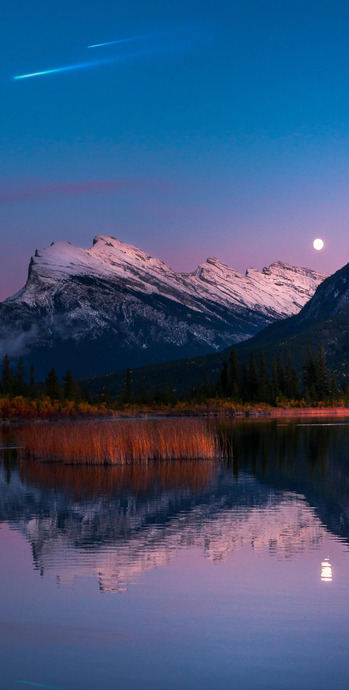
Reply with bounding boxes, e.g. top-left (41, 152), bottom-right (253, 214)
top-left (0, 179), bottom-right (144, 203)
